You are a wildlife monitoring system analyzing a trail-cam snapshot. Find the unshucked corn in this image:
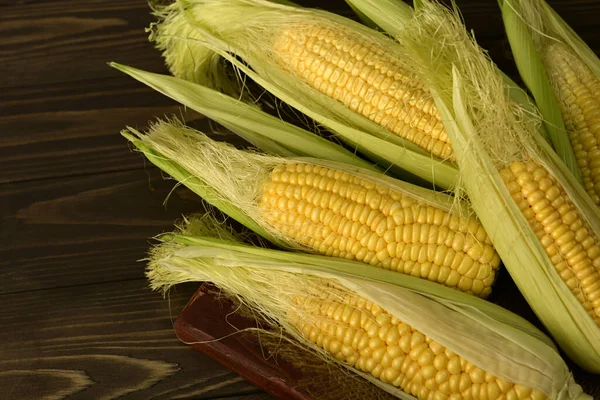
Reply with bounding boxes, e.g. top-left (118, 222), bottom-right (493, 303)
top-left (148, 0), bottom-right (459, 188)
top-left (122, 120), bottom-right (500, 297)
top-left (291, 286), bottom-right (547, 400)
top-left (145, 215), bottom-right (589, 399)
